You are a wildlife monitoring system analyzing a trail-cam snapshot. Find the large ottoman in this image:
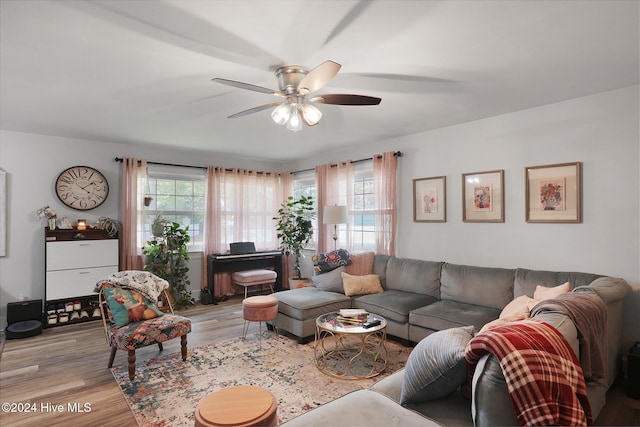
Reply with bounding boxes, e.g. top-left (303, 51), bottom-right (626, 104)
top-left (267, 288), bottom-right (351, 343)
